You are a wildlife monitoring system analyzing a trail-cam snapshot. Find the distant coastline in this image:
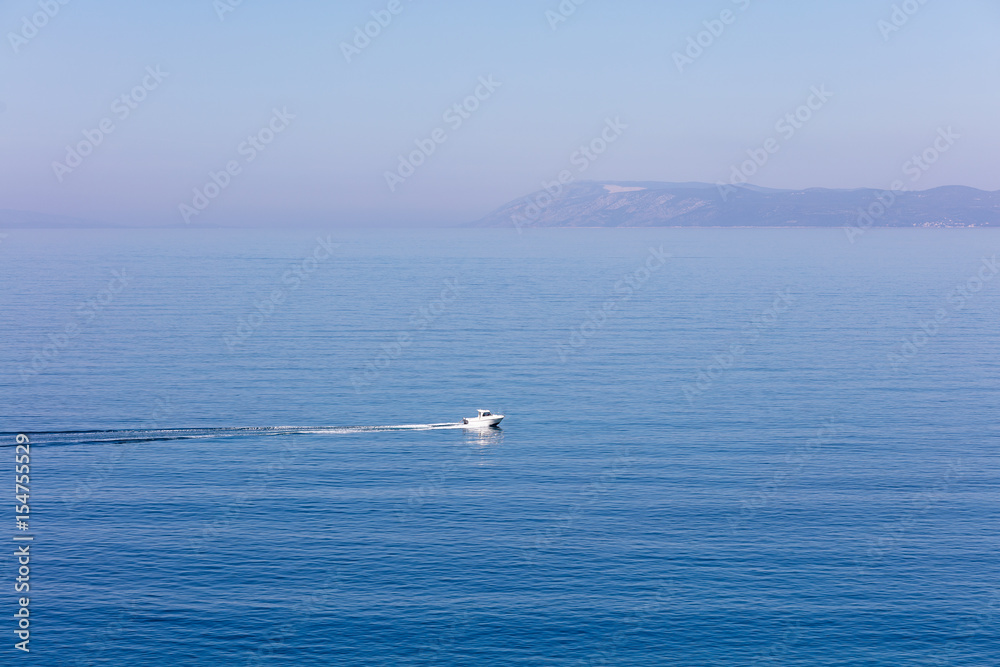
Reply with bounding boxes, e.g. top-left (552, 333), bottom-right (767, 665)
top-left (472, 181), bottom-right (1000, 230)
top-left (5, 180), bottom-right (999, 229)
